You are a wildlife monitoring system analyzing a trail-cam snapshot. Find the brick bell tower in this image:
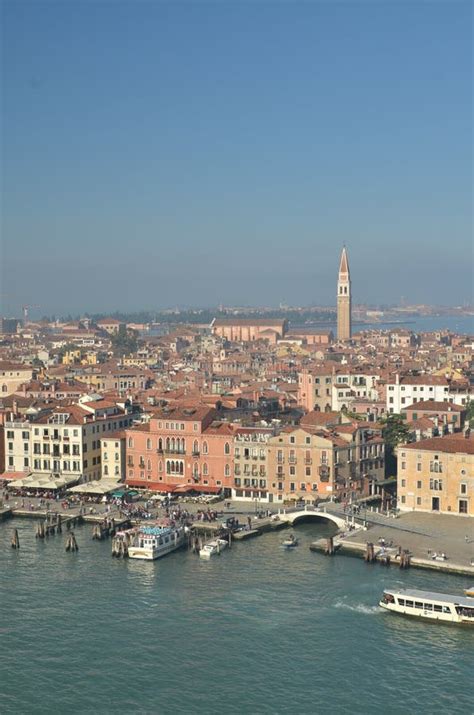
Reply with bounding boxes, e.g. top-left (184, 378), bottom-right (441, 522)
top-left (337, 246), bottom-right (352, 341)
